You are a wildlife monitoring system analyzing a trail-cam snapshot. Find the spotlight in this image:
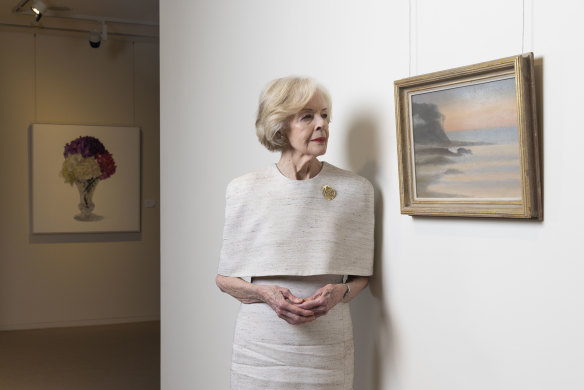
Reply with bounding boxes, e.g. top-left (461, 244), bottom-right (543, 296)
top-left (89, 22), bottom-right (107, 49)
top-left (89, 30), bottom-right (101, 48)
top-left (31, 0), bottom-right (47, 22)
